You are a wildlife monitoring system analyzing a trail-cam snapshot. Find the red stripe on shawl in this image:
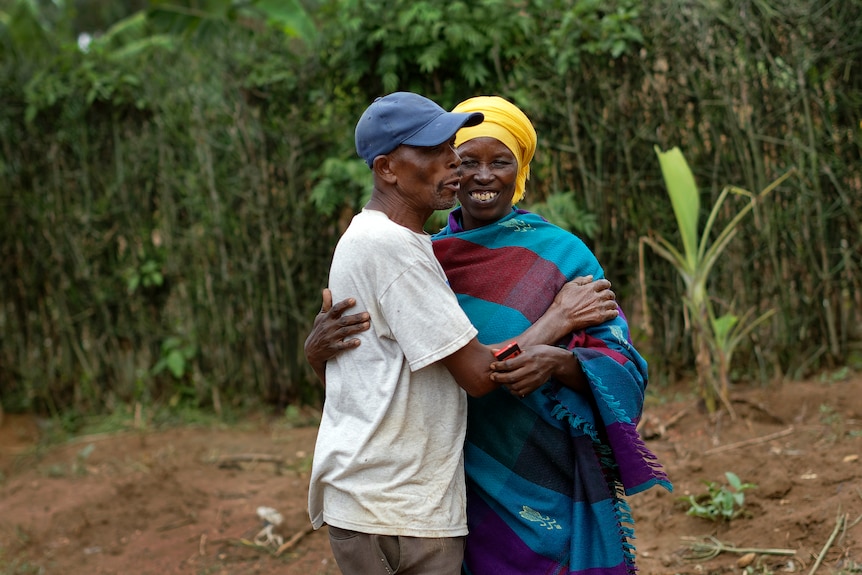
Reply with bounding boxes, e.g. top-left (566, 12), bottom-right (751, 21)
top-left (433, 237), bottom-right (567, 323)
top-left (568, 332), bottom-right (629, 366)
